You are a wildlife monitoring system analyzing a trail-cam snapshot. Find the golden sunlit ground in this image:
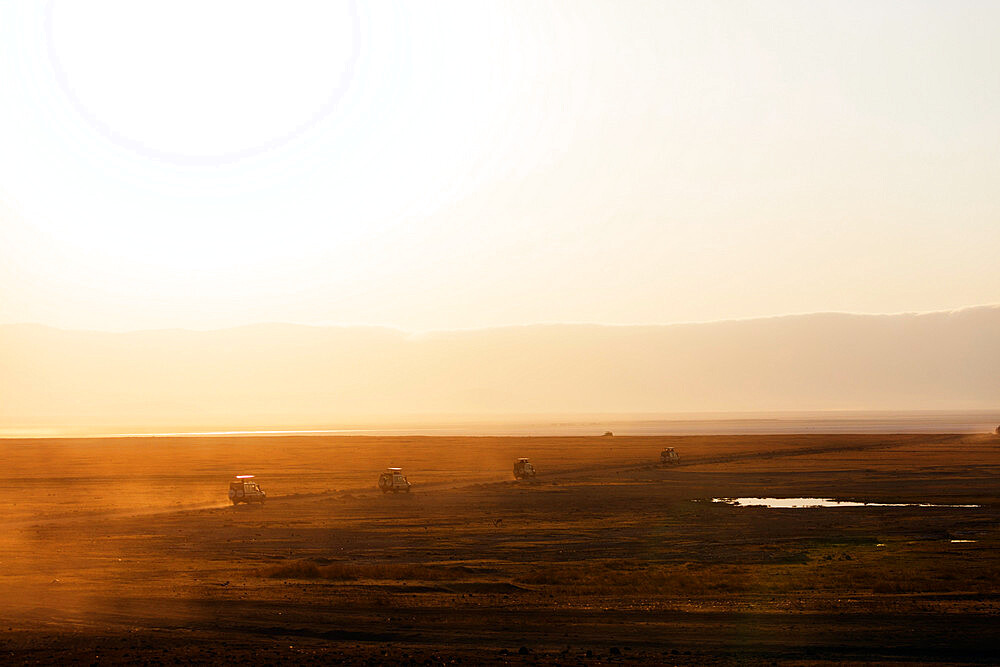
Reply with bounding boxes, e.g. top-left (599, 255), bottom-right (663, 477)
top-left (1, 433), bottom-right (999, 664)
